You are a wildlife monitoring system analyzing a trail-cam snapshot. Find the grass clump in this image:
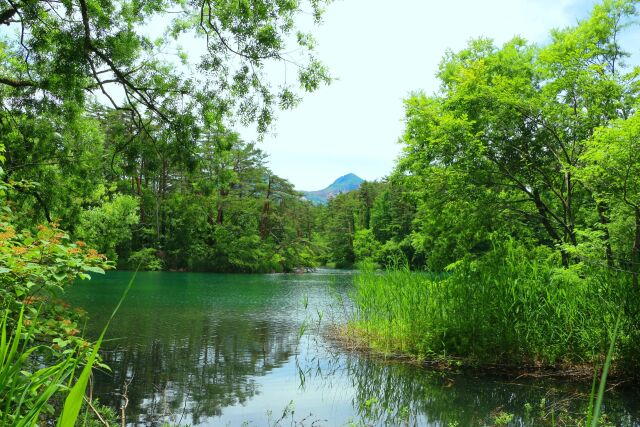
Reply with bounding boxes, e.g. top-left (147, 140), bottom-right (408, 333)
top-left (351, 239), bottom-right (633, 371)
